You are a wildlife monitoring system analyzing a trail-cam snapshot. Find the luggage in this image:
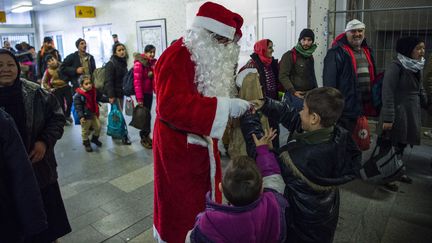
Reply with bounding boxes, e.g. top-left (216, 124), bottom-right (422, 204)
top-left (359, 133), bottom-right (404, 183)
